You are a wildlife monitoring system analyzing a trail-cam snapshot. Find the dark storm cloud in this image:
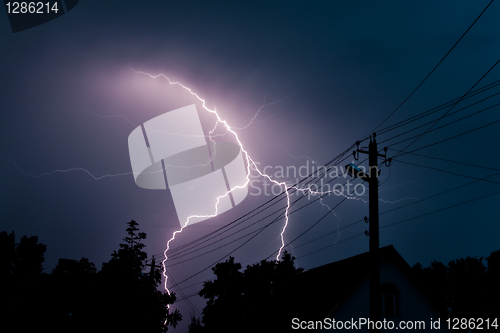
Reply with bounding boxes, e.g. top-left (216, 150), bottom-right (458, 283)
top-left (1, 1), bottom-right (499, 331)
